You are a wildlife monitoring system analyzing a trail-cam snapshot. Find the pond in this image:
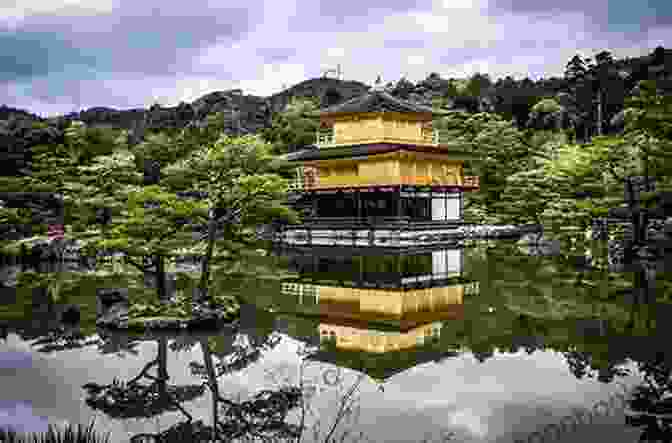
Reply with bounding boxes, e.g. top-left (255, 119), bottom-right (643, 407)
top-left (1, 239), bottom-right (671, 442)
